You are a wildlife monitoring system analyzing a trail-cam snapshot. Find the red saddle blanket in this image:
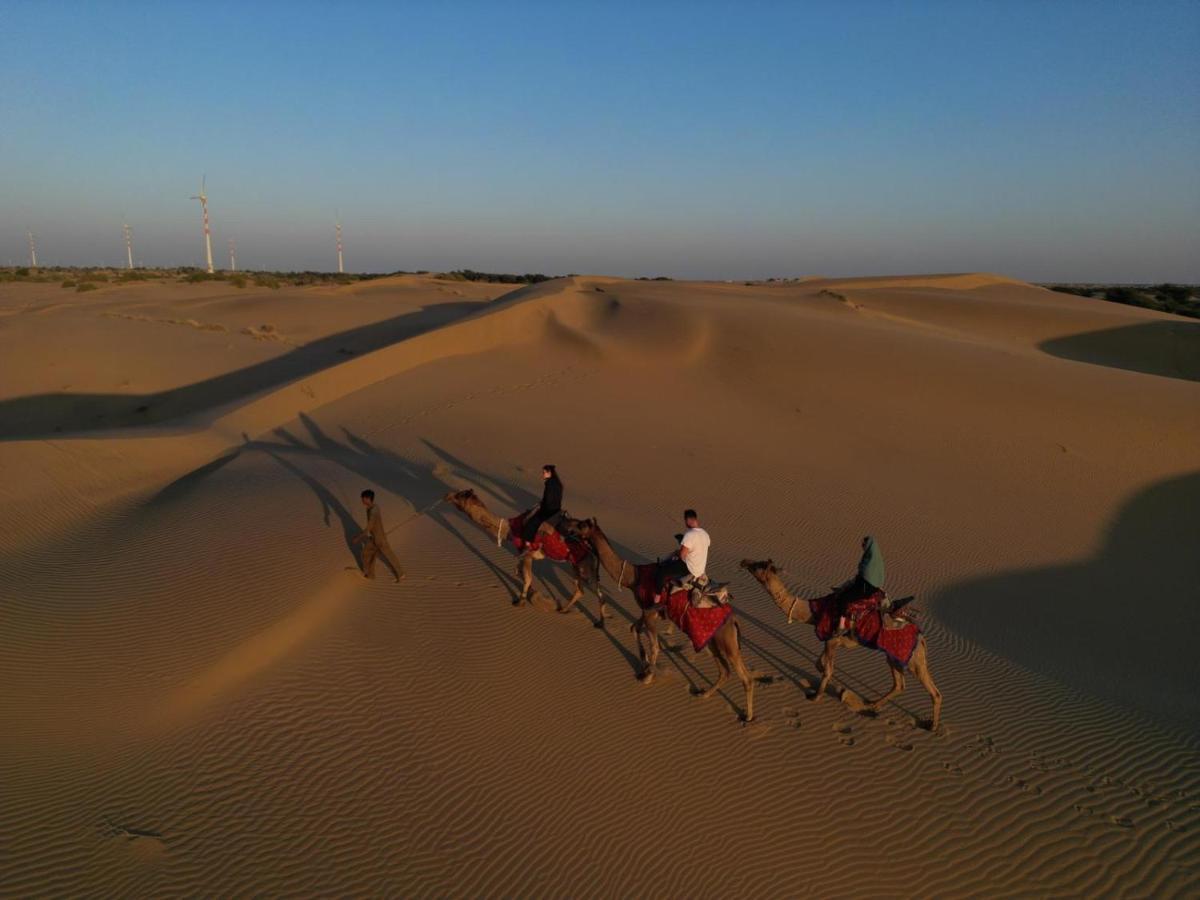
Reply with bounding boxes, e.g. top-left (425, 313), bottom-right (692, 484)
top-left (634, 564), bottom-right (733, 653)
top-left (810, 591), bottom-right (921, 668)
top-left (506, 513), bottom-right (590, 565)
